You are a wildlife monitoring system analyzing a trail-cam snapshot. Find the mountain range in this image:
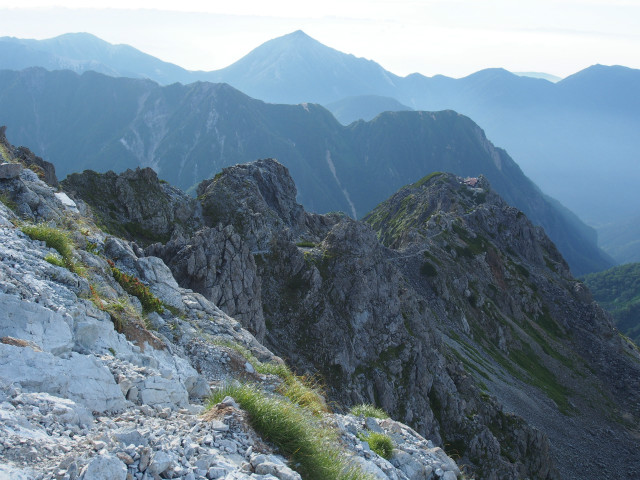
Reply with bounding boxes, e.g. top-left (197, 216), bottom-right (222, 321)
top-left (0, 67), bottom-right (613, 275)
top-left (2, 31), bottom-right (634, 263)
